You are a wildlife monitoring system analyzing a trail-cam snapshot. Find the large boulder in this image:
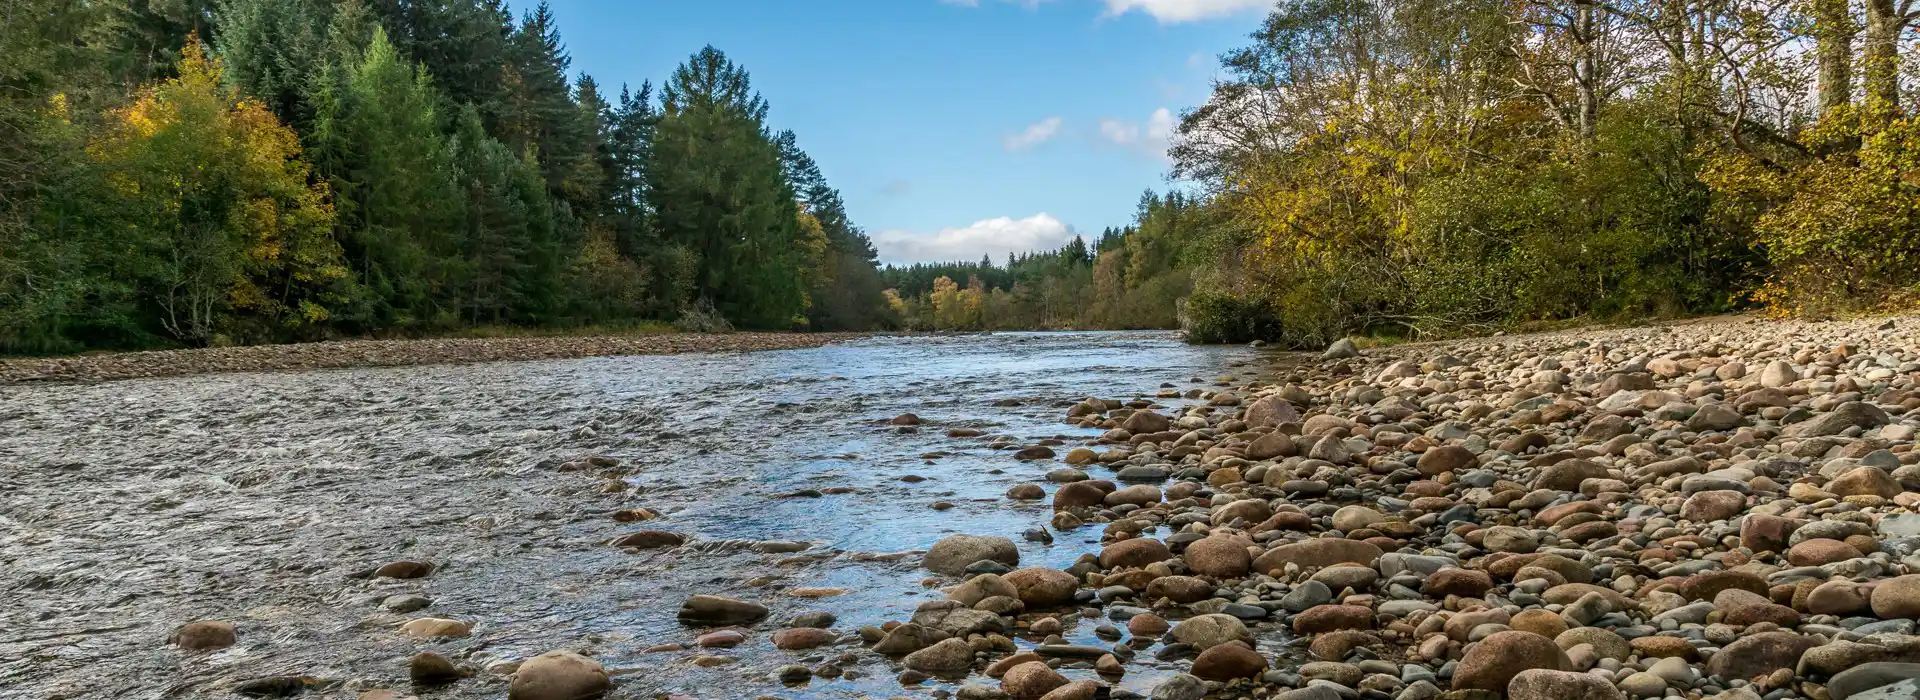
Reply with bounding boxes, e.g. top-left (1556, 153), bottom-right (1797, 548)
top-left (508, 651), bottom-right (612, 700)
top-left (1418, 446), bottom-right (1476, 475)
top-left (1252, 538), bottom-right (1383, 574)
top-left (1534, 459), bottom-right (1609, 492)
top-left (1706, 631), bottom-right (1818, 680)
top-left (1871, 575), bottom-right (1920, 619)
top-left (1003, 661), bottom-right (1070, 698)
top-left (1099, 538), bottom-right (1172, 569)
top-left (1003, 568), bottom-right (1078, 608)
top-left (1183, 535), bottom-right (1254, 578)
top-left (1245, 395), bottom-right (1302, 427)
top-left (1782, 401), bottom-right (1890, 438)
top-left (924, 534), bottom-right (1020, 576)
top-left (1507, 669), bottom-right (1626, 700)
top-left (903, 637), bottom-right (974, 673)
top-left (172, 621), bottom-right (236, 651)
top-left (1453, 631), bottom-right (1570, 692)
top-left (1170, 613), bottom-right (1252, 649)
top-left (677, 595), bottom-right (767, 625)
top-left (1191, 642), bottom-right (1267, 681)
top-left (1123, 411), bottom-right (1172, 433)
